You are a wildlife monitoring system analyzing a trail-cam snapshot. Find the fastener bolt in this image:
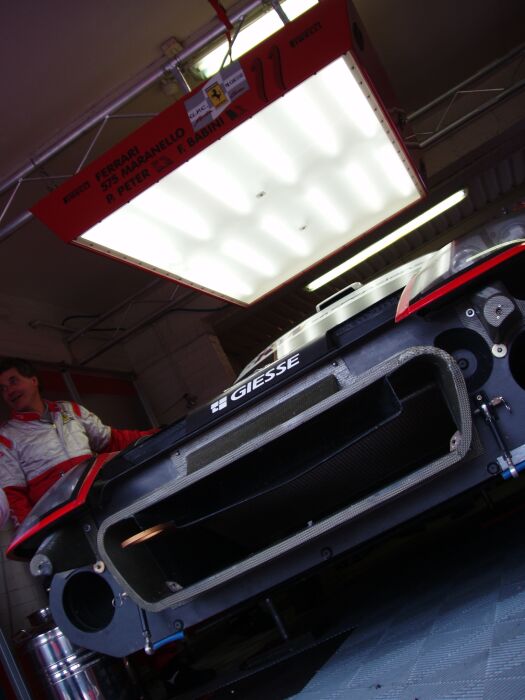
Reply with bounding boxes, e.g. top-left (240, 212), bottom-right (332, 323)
top-left (491, 344), bottom-right (507, 358)
top-left (321, 547), bottom-right (333, 560)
